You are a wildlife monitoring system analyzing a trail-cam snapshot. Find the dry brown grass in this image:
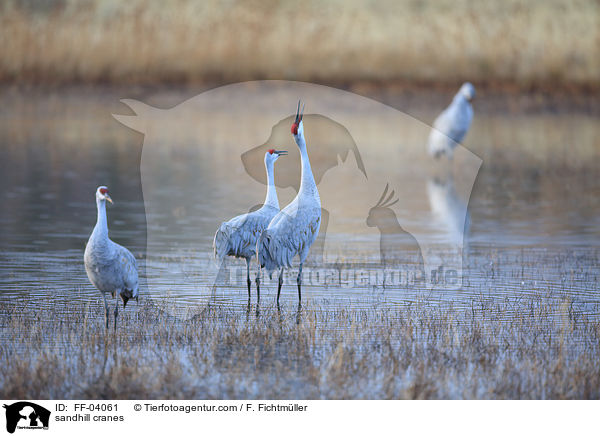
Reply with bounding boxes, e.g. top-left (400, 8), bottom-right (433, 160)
top-left (1, 292), bottom-right (599, 399)
top-left (1, 0), bottom-right (598, 87)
